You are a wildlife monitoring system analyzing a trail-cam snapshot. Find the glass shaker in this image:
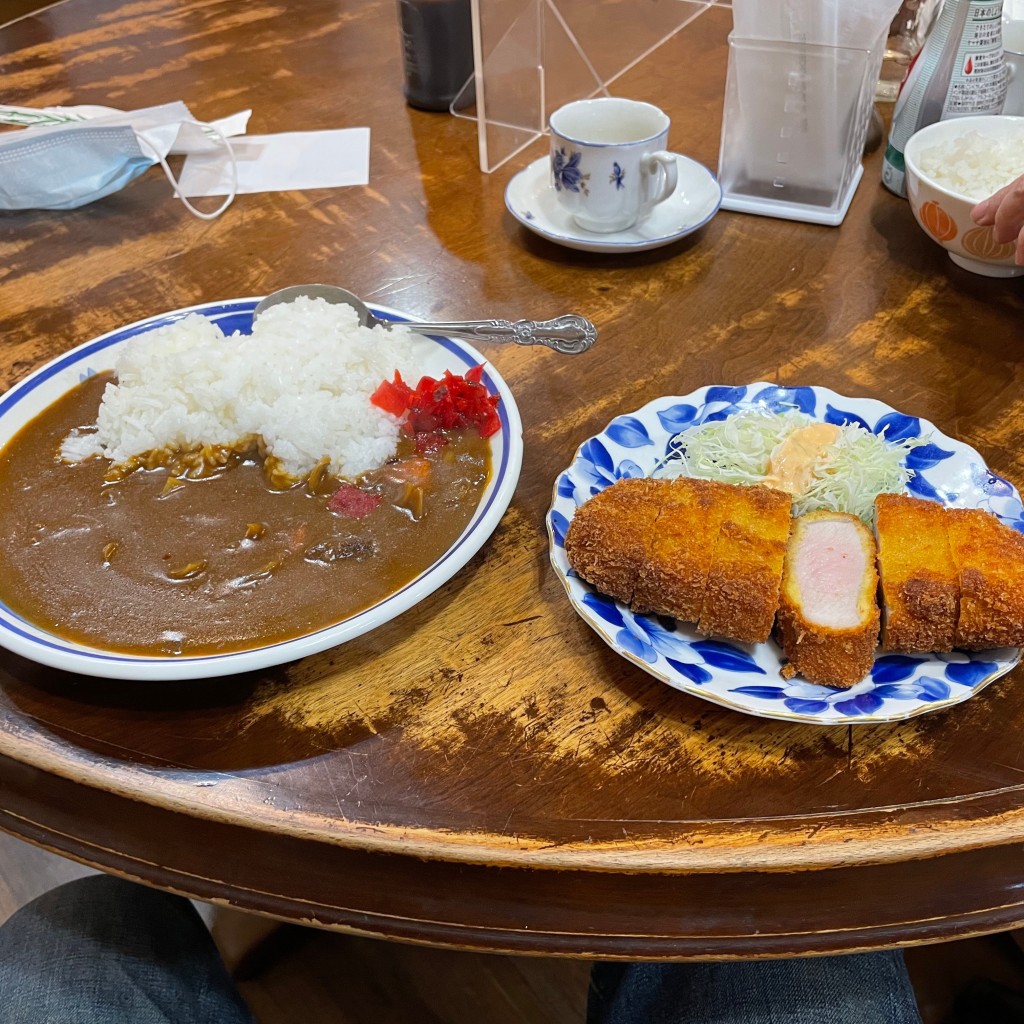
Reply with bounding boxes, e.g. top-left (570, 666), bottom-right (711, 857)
top-left (877, 0), bottom-right (944, 101)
